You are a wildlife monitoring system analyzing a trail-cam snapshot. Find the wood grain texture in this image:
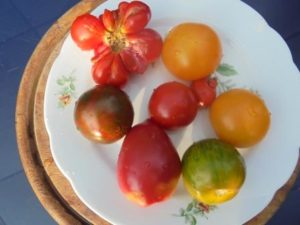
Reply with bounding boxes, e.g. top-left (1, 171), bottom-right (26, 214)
top-left (15, 0), bottom-right (300, 225)
top-left (245, 155), bottom-right (300, 225)
top-left (16, 1), bottom-right (110, 224)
